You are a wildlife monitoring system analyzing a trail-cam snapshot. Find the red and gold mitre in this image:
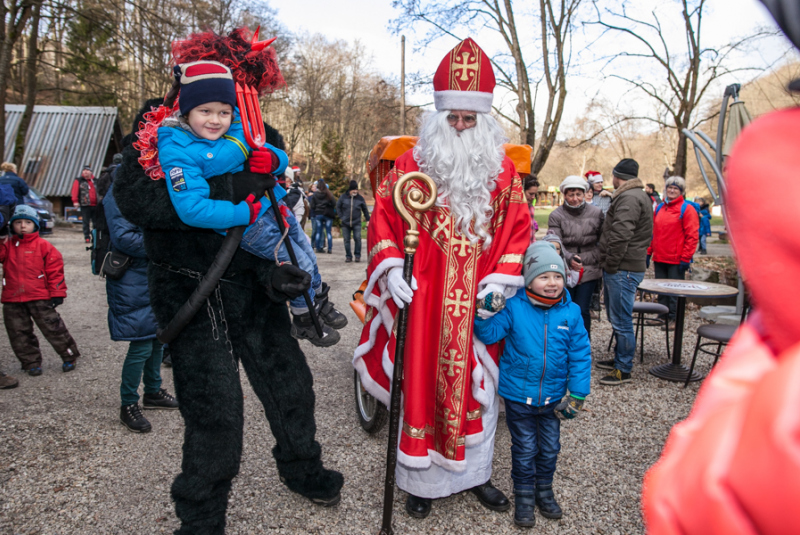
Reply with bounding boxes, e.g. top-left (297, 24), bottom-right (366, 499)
top-left (432, 37), bottom-right (495, 113)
